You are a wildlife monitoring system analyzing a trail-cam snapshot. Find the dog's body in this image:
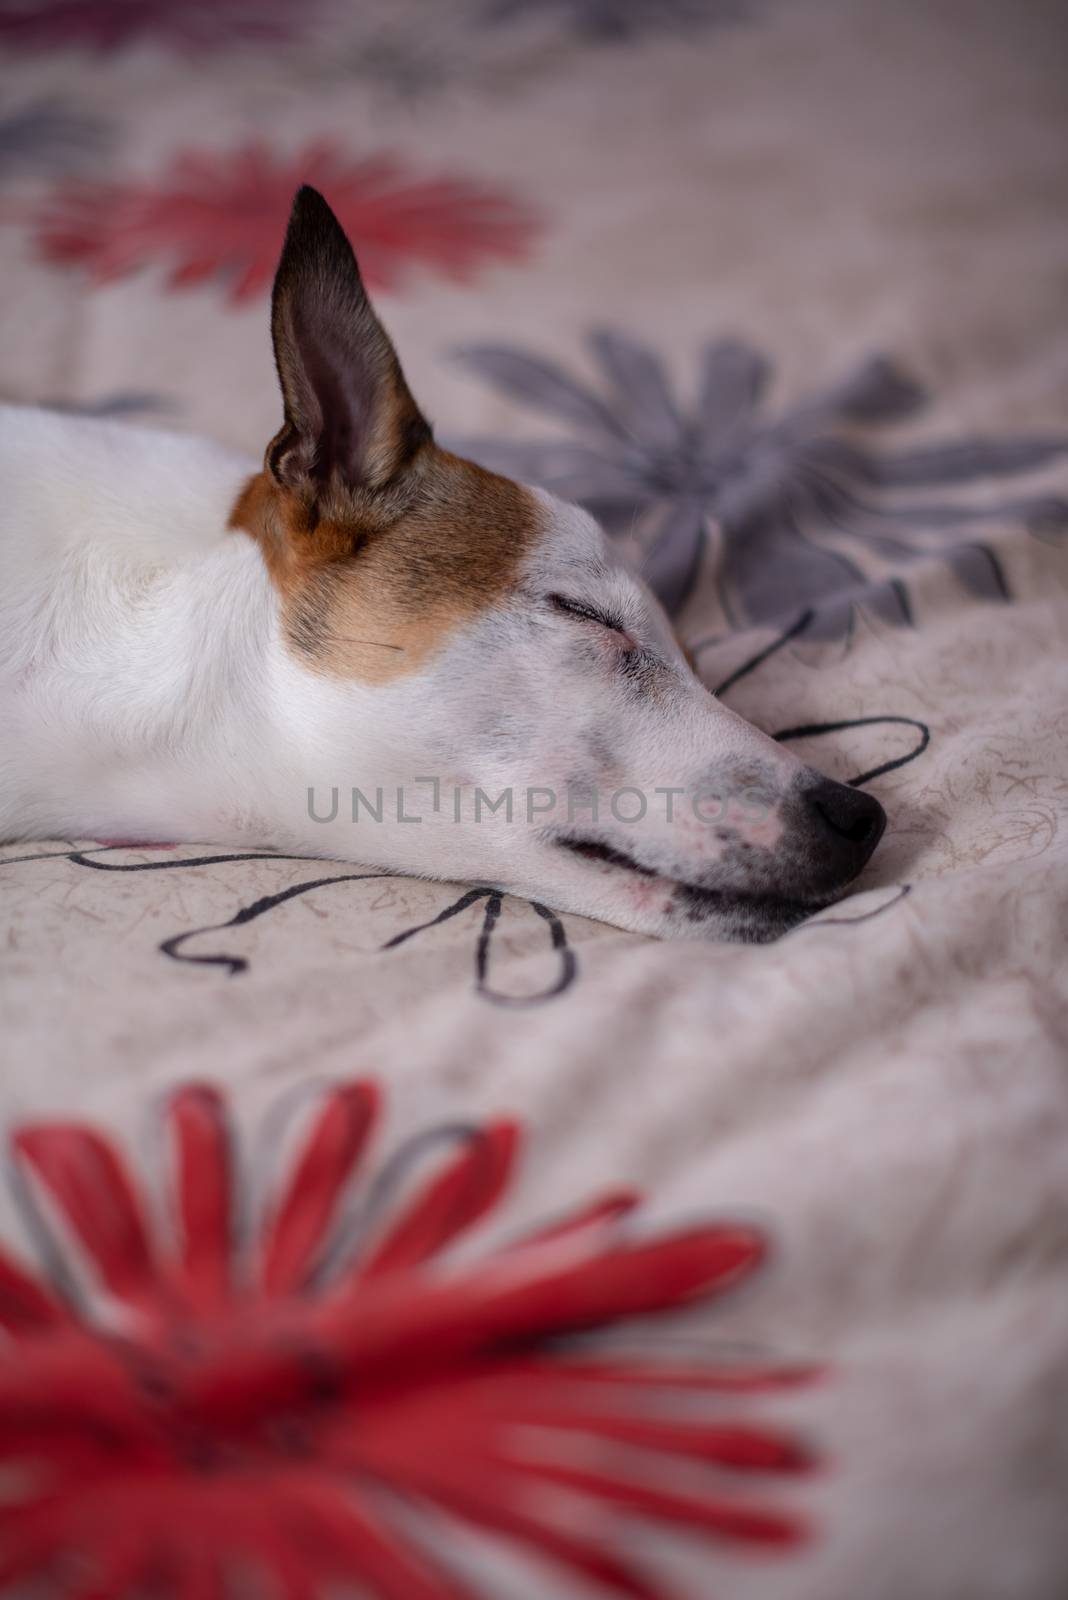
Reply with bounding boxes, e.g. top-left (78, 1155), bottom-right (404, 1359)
top-left (0, 405), bottom-right (280, 847)
top-left (0, 189), bottom-right (884, 940)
